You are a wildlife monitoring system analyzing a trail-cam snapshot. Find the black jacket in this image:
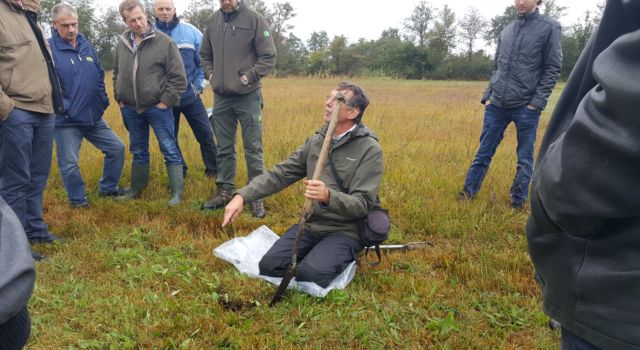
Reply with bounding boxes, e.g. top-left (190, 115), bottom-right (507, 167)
top-left (526, 0), bottom-right (640, 349)
top-left (482, 9), bottom-right (562, 110)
